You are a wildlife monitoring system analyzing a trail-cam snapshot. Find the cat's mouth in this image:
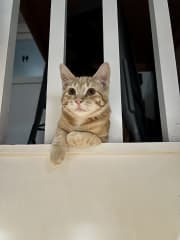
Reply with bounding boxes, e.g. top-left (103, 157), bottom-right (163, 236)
top-left (75, 107), bottom-right (86, 112)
